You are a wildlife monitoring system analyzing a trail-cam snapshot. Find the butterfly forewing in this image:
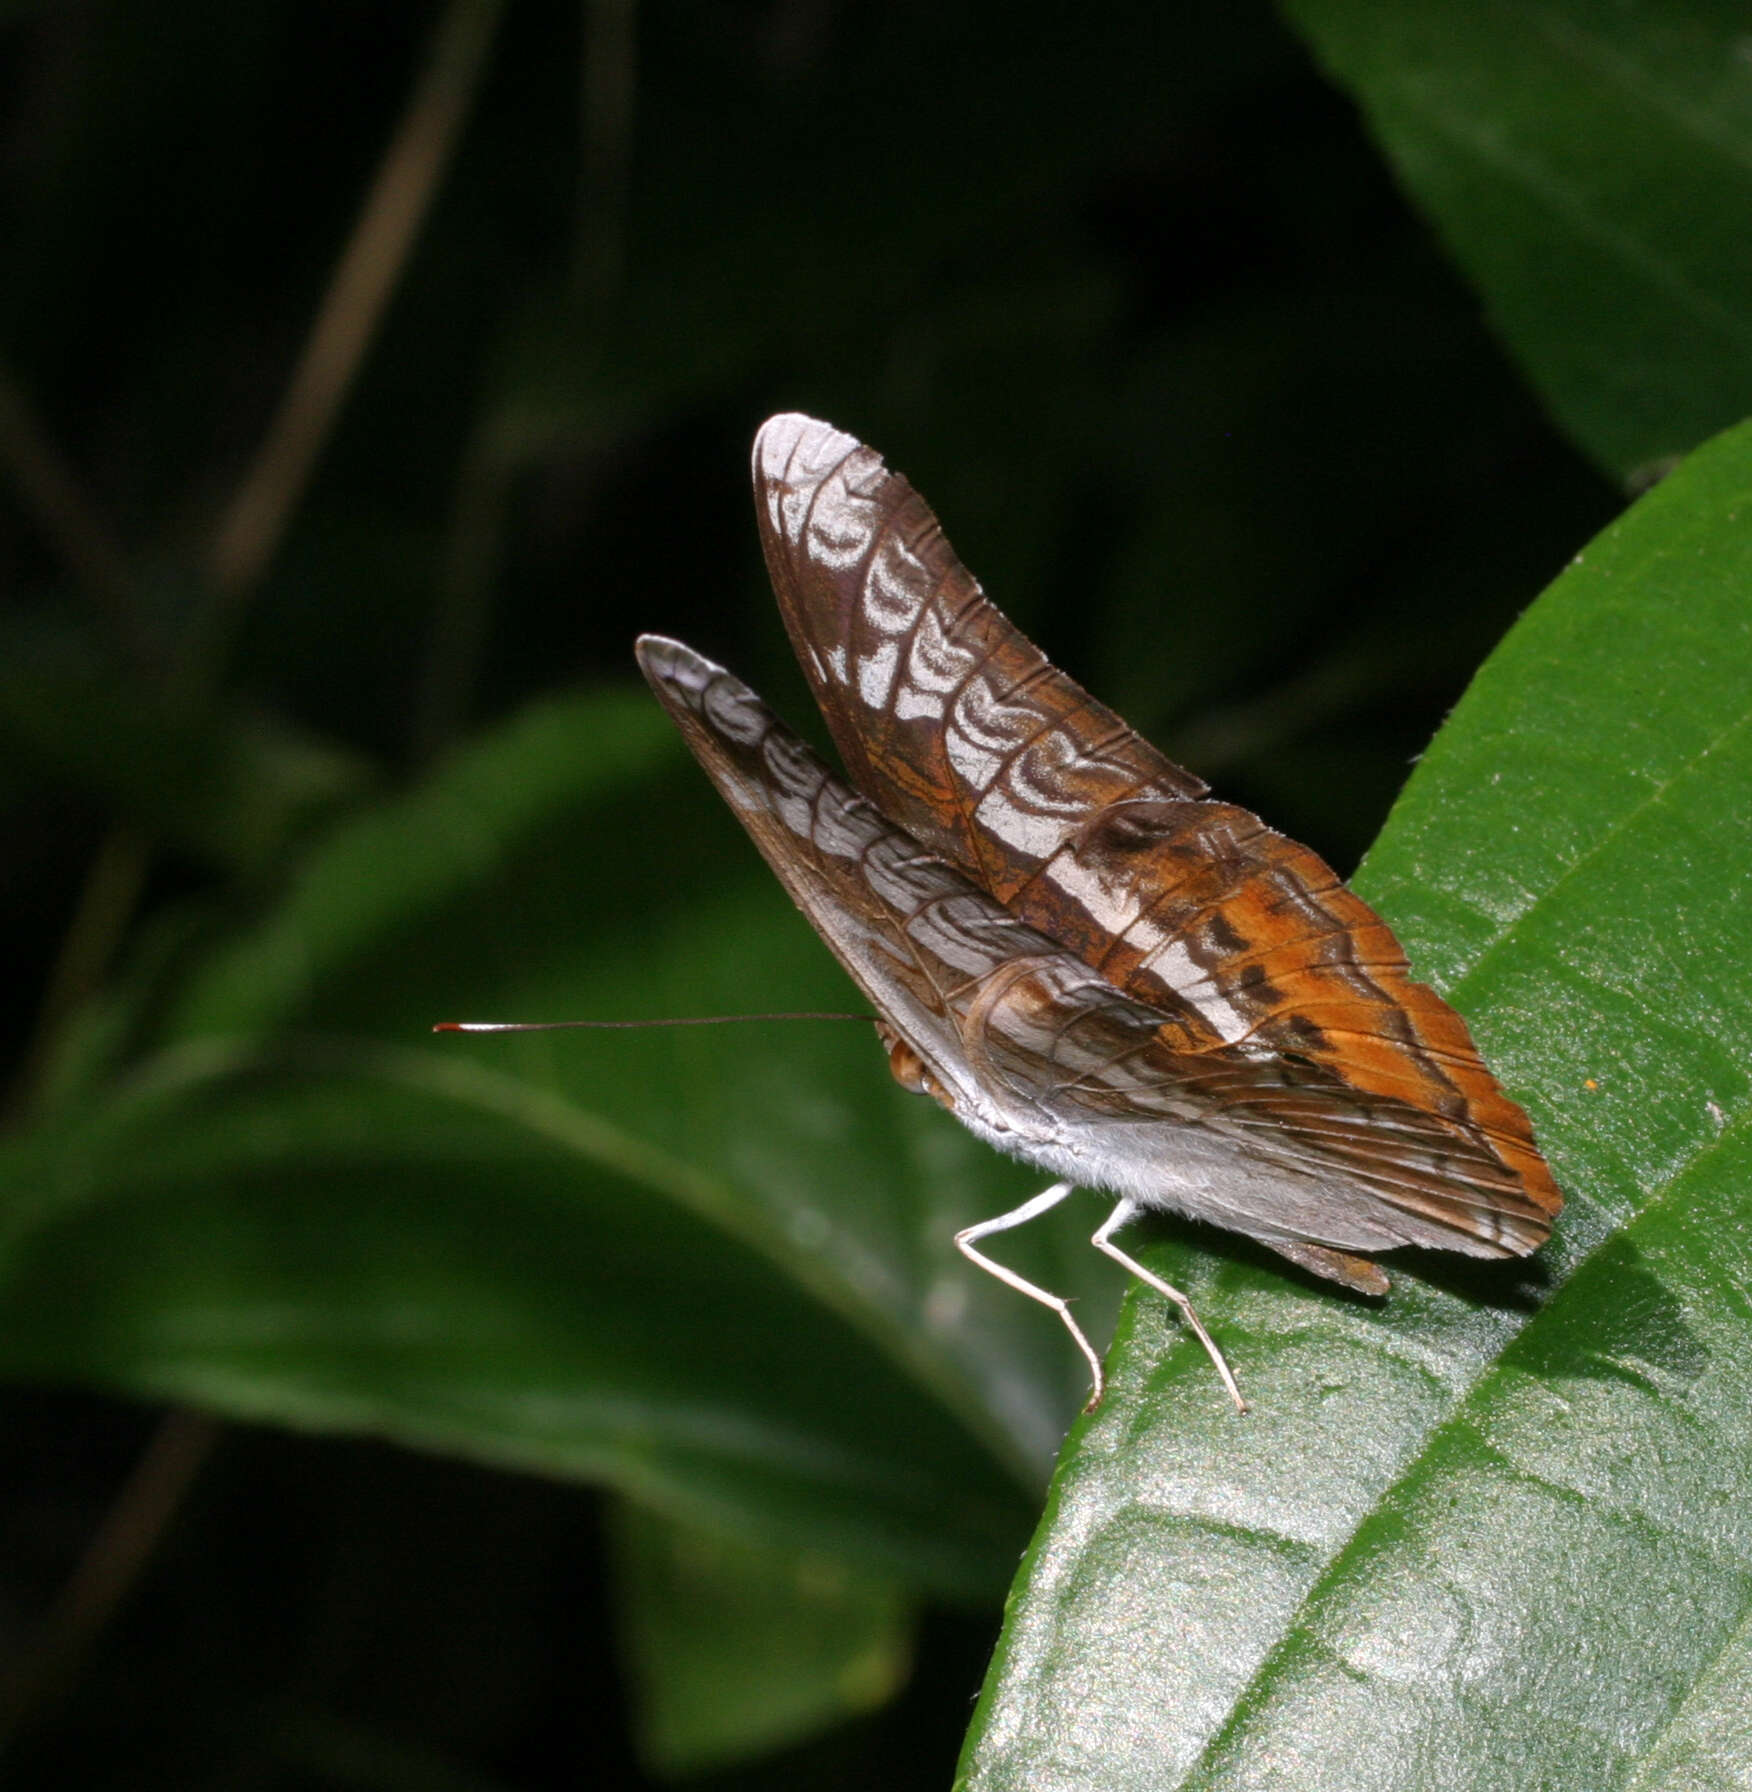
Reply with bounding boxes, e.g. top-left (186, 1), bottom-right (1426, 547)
top-left (751, 414), bottom-right (1560, 1247)
top-left (753, 415), bottom-right (1206, 896)
top-left (636, 636), bottom-right (1555, 1269)
top-left (634, 634), bottom-right (1088, 1092)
